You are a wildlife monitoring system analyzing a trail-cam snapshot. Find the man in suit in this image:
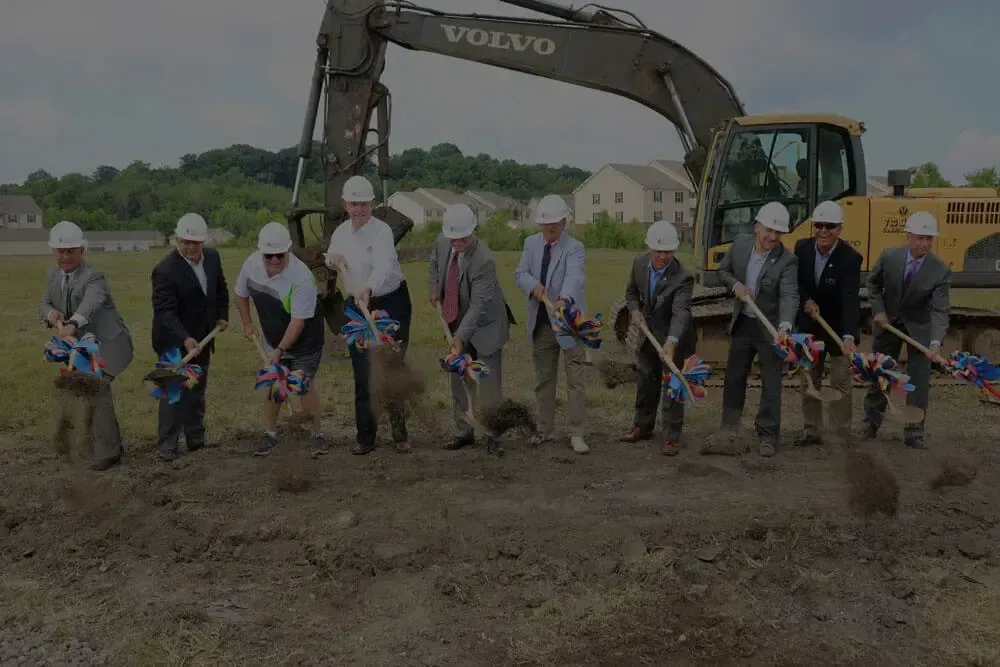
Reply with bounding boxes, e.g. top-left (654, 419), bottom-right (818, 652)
top-left (793, 200), bottom-right (862, 446)
top-left (151, 213), bottom-right (230, 461)
top-left (619, 221), bottom-right (697, 456)
top-left (863, 211), bottom-right (950, 449)
top-left (513, 194), bottom-right (589, 454)
top-left (428, 203), bottom-right (515, 456)
top-left (716, 201), bottom-right (799, 456)
top-left (38, 220), bottom-right (134, 471)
